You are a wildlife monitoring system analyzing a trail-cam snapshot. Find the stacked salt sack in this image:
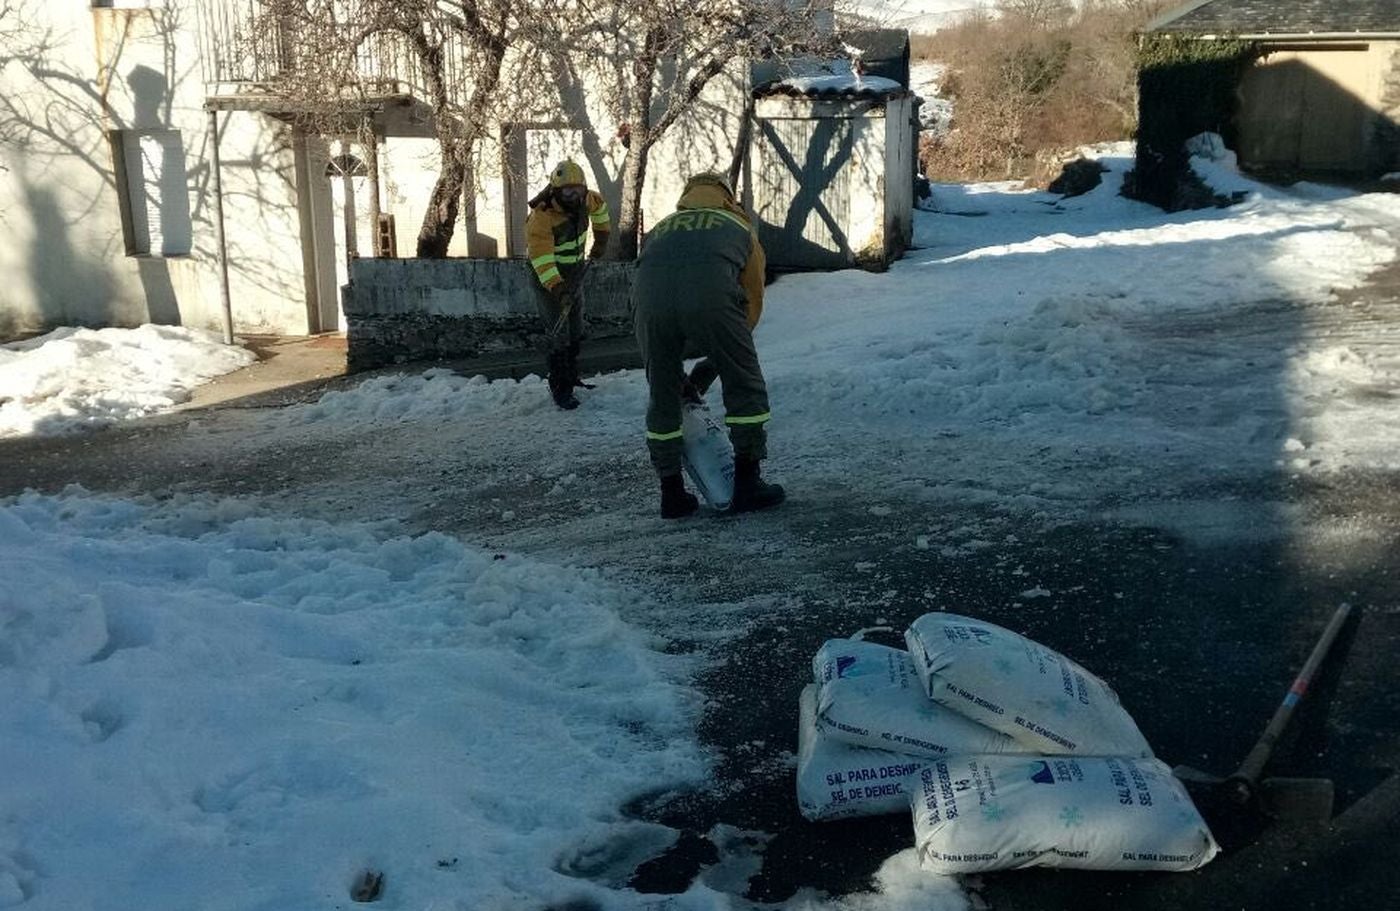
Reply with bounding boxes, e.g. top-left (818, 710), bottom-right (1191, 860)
top-left (902, 613), bottom-right (1217, 872)
top-left (798, 637), bottom-right (1028, 822)
top-left (795, 613), bottom-right (1219, 873)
